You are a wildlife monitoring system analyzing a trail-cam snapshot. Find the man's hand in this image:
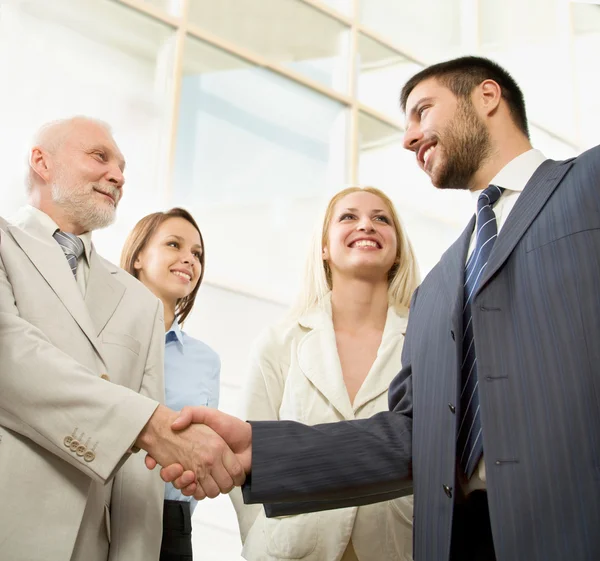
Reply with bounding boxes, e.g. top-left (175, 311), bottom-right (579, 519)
top-left (136, 404), bottom-right (246, 498)
top-left (146, 406), bottom-right (252, 500)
